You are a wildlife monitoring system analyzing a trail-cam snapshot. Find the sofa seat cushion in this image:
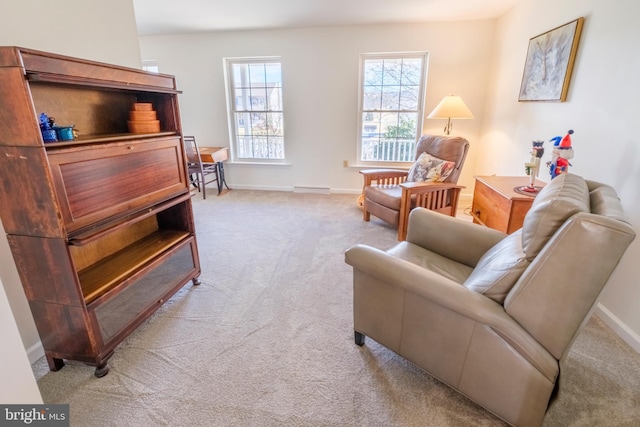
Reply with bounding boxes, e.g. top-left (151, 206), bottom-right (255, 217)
top-left (387, 242), bottom-right (474, 284)
top-left (463, 230), bottom-right (530, 304)
top-left (364, 185), bottom-right (403, 210)
top-left (407, 152), bottom-right (456, 183)
top-left (521, 173), bottom-right (590, 260)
